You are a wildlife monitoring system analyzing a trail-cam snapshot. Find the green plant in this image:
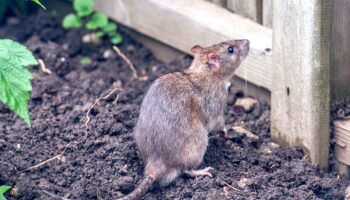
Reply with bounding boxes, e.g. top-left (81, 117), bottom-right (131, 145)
top-left (0, 185), bottom-right (11, 200)
top-left (0, 0), bottom-right (45, 21)
top-left (32, 0), bottom-right (46, 10)
top-left (62, 0), bottom-right (122, 45)
top-left (0, 39), bottom-right (38, 127)
top-left (80, 56), bottom-right (92, 65)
